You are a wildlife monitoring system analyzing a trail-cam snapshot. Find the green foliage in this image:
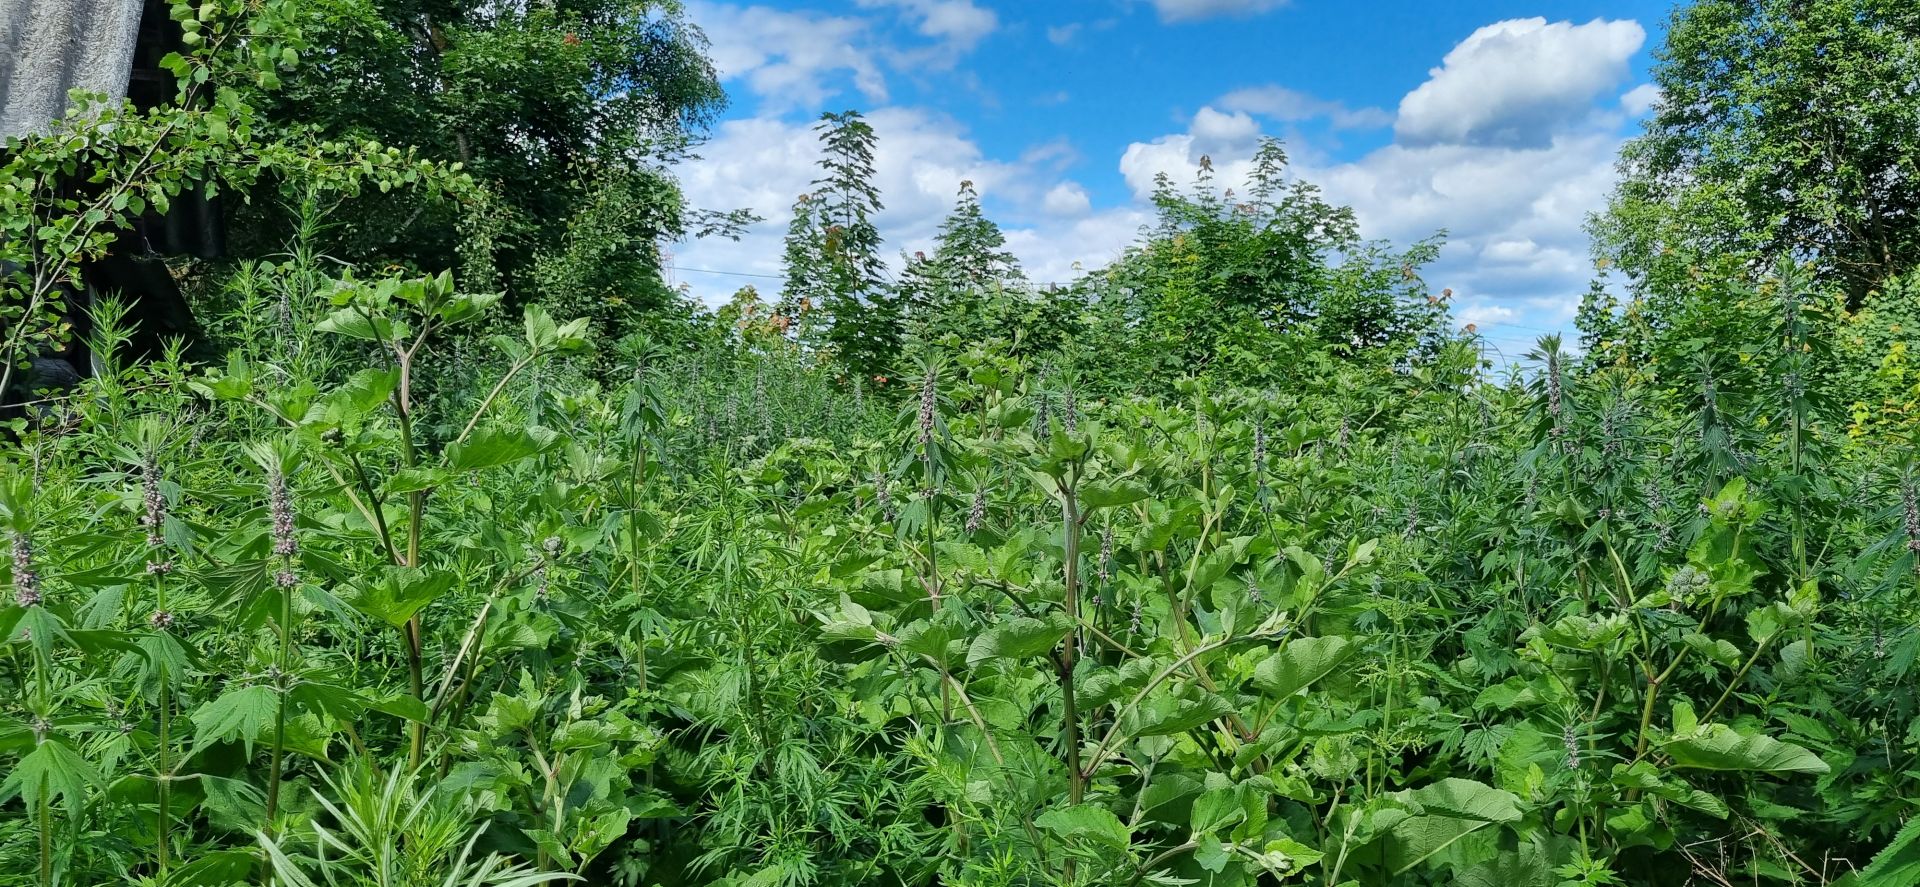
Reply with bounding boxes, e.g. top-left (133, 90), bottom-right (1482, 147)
top-left (1, 1), bottom-right (1918, 884)
top-left (1596, 0), bottom-right (1920, 311)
